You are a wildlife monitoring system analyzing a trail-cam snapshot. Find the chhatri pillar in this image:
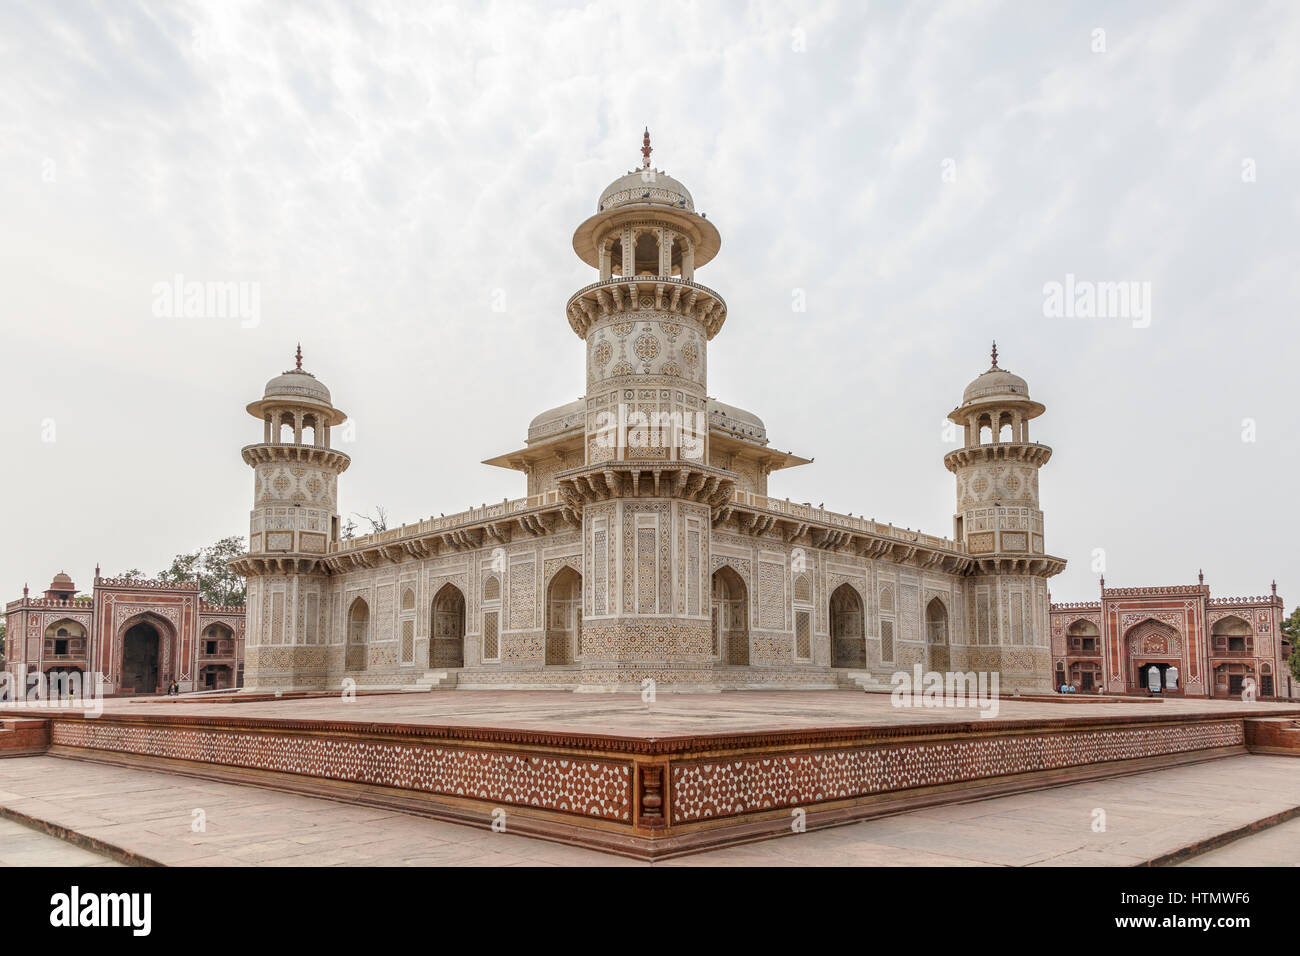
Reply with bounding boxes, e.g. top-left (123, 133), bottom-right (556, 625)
top-left (558, 131), bottom-right (733, 691)
top-left (232, 346), bottom-right (350, 691)
top-left (944, 343), bottom-right (1065, 692)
